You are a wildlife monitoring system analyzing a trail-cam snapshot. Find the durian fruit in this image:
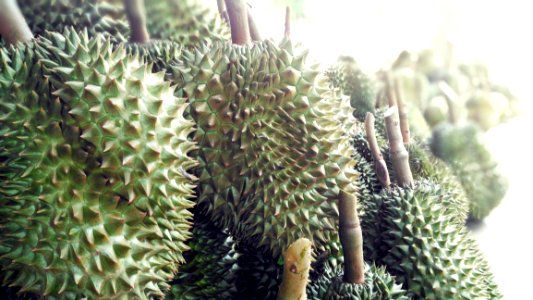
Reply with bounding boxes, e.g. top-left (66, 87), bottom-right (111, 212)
top-left (169, 38), bottom-right (358, 256)
top-left (326, 56), bottom-right (376, 122)
top-left (366, 108), bottom-right (501, 299)
top-left (15, 0), bottom-right (128, 43)
top-left (382, 140), bottom-right (470, 224)
top-left (0, 29), bottom-right (197, 299)
top-left (370, 180), bottom-right (502, 299)
top-left (143, 0), bottom-right (229, 46)
top-left (167, 213), bottom-right (238, 300)
top-left (126, 40), bottom-right (182, 74)
top-left (307, 263), bottom-right (408, 300)
top-left (431, 122), bottom-right (508, 220)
